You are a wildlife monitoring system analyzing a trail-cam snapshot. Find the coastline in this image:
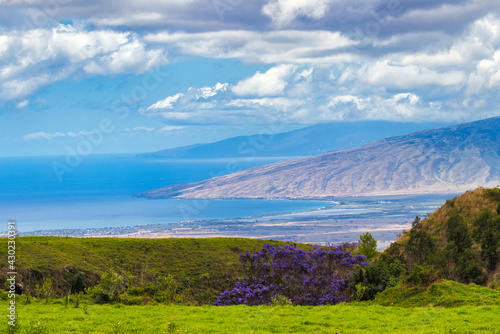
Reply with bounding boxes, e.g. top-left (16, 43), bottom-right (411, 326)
top-left (5, 194), bottom-right (453, 250)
